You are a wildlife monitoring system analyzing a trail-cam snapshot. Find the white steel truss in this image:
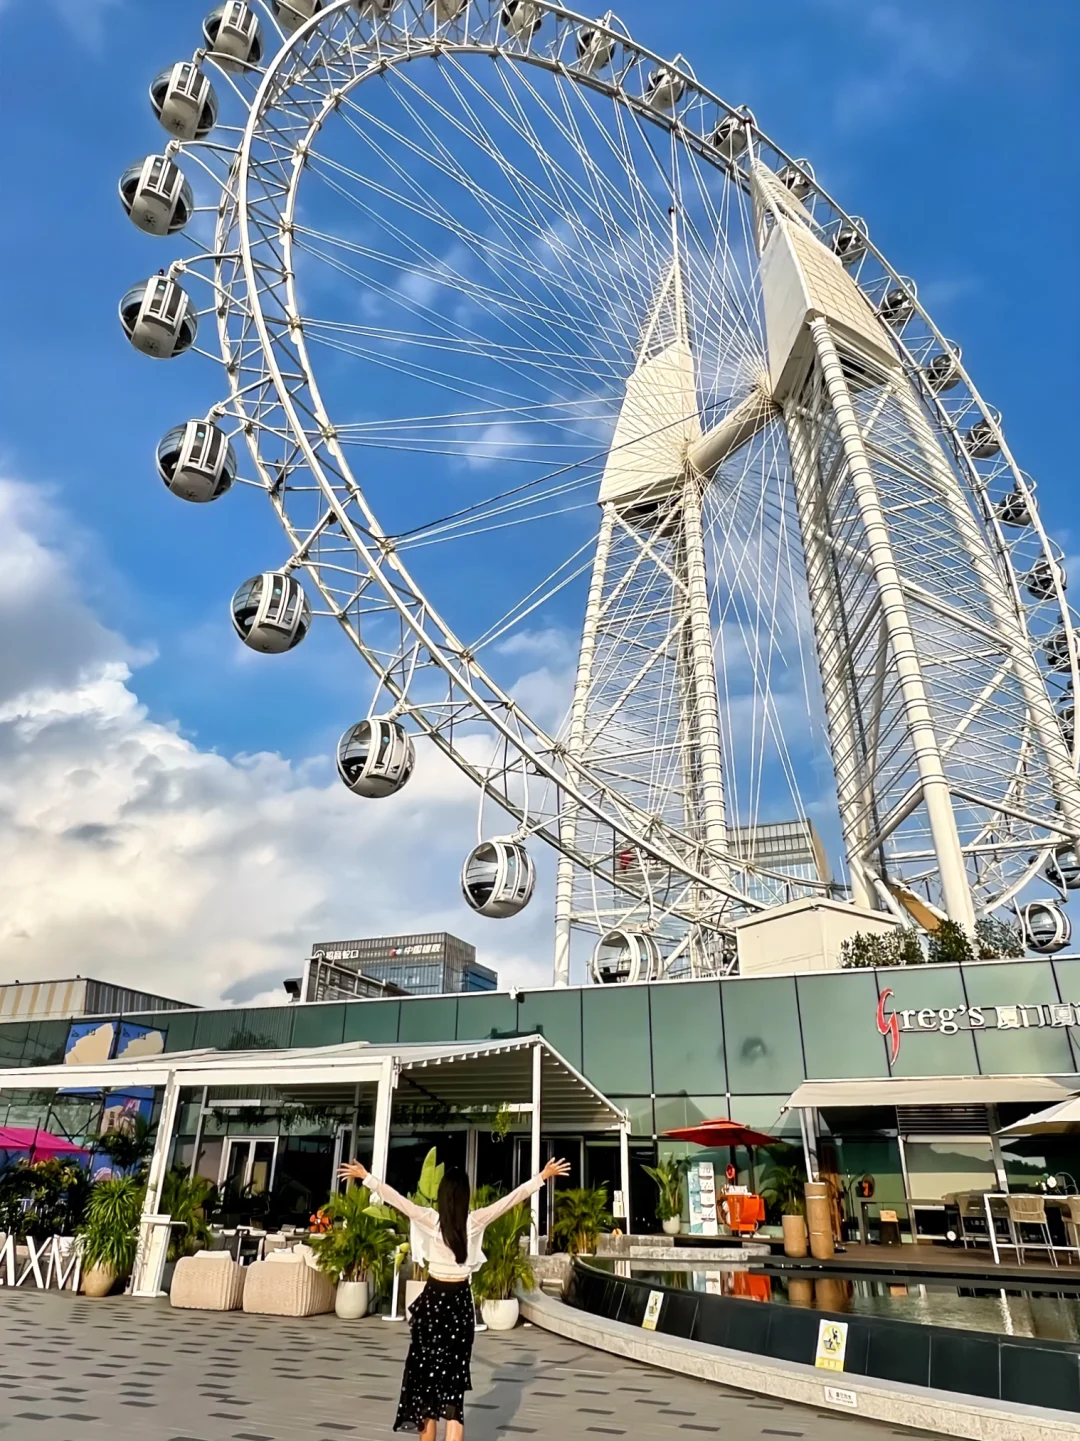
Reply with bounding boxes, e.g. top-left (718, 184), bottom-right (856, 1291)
top-left (120, 0), bottom-right (1080, 982)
